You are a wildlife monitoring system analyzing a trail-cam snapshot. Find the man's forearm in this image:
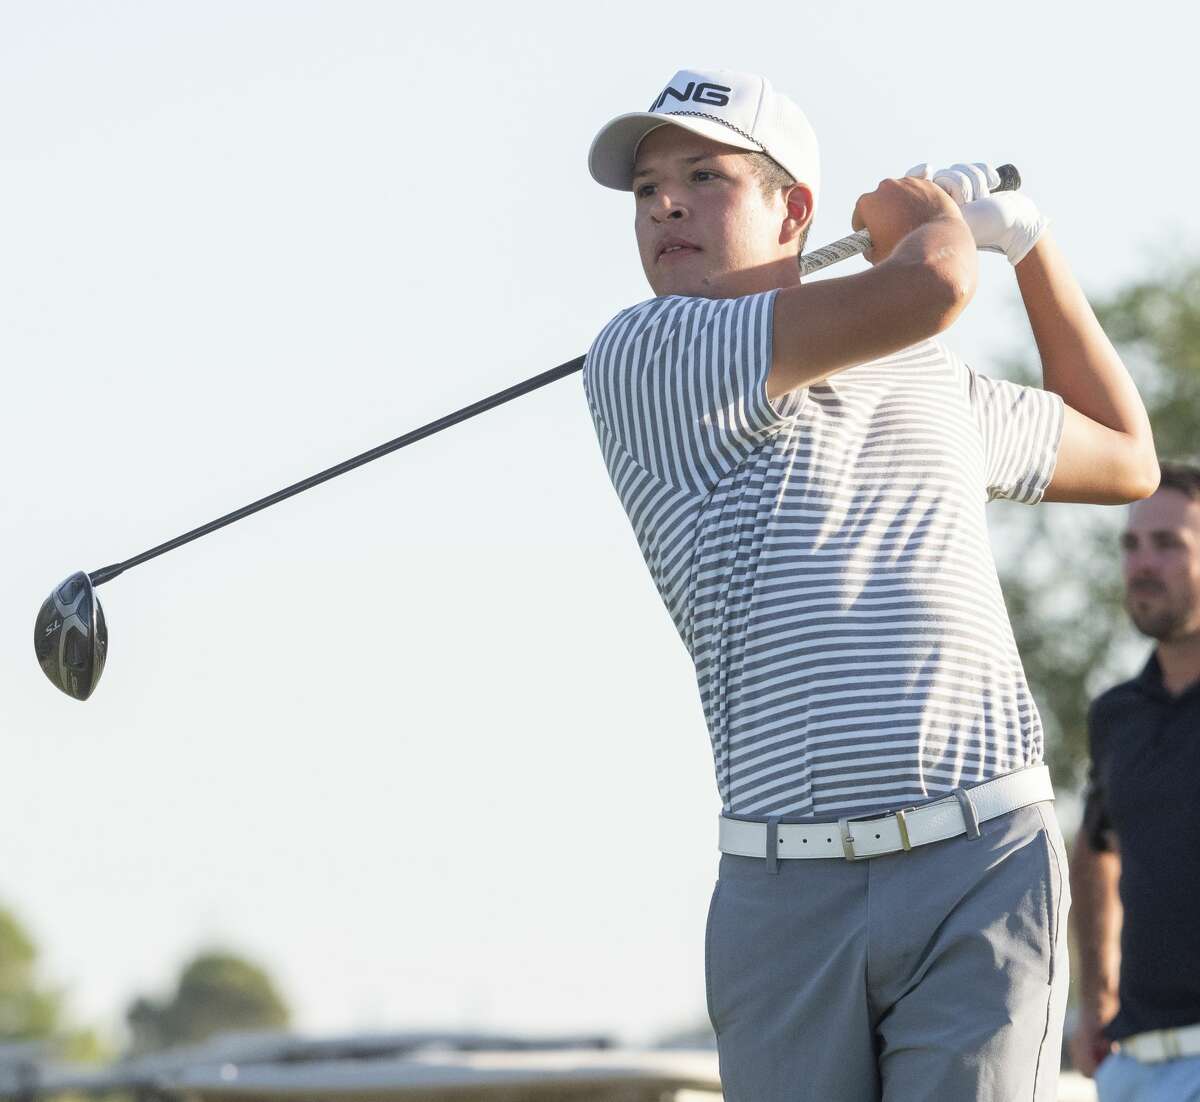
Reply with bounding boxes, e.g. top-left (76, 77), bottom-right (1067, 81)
top-left (769, 215), bottom-right (975, 398)
top-left (1070, 837), bottom-right (1123, 1013)
top-left (1015, 235), bottom-right (1156, 456)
